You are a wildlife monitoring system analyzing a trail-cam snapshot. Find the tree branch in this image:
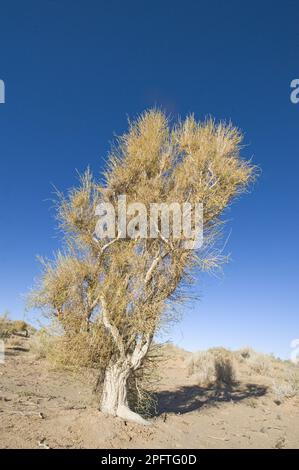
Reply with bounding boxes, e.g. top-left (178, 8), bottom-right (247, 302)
top-left (144, 246), bottom-right (169, 285)
top-left (94, 232), bottom-right (121, 259)
top-left (130, 333), bottom-right (153, 370)
top-left (144, 251), bottom-right (163, 285)
top-left (207, 165), bottom-right (219, 190)
top-left (100, 295), bottom-right (125, 358)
